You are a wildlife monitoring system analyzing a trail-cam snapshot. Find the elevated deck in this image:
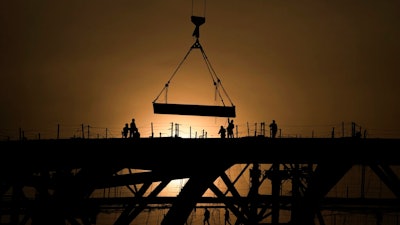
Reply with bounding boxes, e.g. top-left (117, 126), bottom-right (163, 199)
top-left (1, 137), bottom-right (400, 225)
top-left (1, 137), bottom-right (399, 171)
